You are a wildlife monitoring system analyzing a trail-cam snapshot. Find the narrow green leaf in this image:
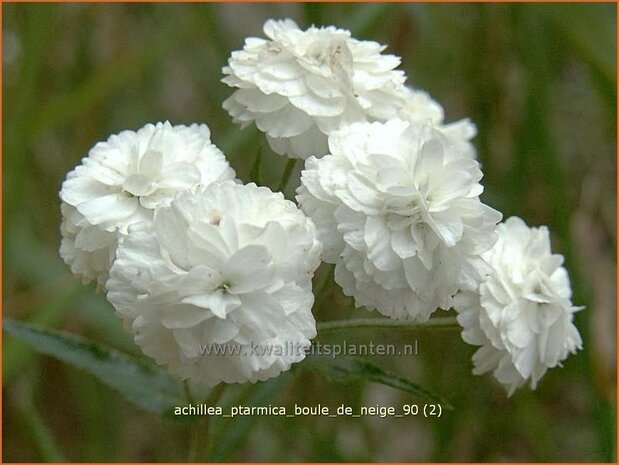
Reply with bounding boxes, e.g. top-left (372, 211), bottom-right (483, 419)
top-left (3, 319), bottom-right (184, 415)
top-left (16, 390), bottom-right (67, 462)
top-left (3, 283), bottom-right (83, 384)
top-left (299, 356), bottom-right (453, 410)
